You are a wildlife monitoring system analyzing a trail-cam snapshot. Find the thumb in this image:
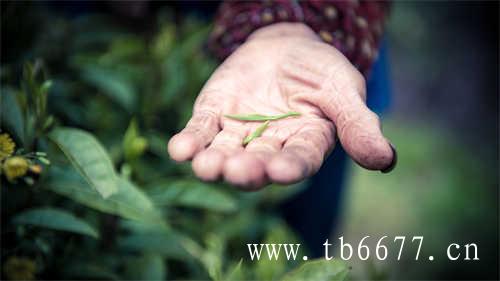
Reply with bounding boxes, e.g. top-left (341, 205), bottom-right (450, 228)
top-left (319, 74), bottom-right (396, 172)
